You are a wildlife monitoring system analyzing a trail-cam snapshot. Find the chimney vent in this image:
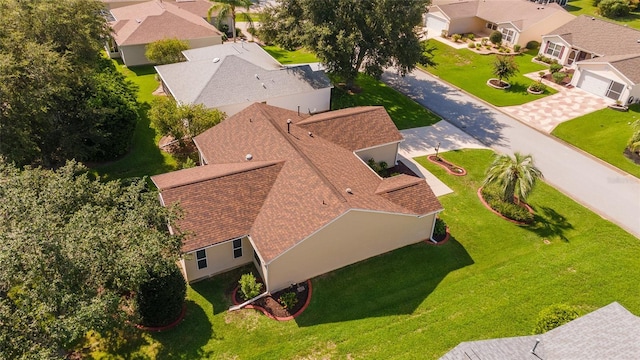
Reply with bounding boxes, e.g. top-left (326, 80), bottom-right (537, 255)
top-left (287, 119), bottom-right (292, 133)
top-left (346, 188), bottom-right (353, 194)
top-left (308, 132), bottom-right (313, 137)
top-left (245, 154), bottom-right (253, 161)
